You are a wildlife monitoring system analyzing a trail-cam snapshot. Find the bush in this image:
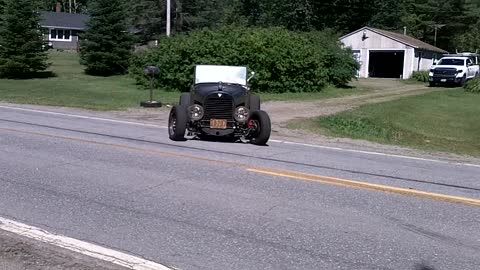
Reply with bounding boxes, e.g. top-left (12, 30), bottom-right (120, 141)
top-left (129, 26), bottom-right (359, 93)
top-left (409, 71), bottom-right (429, 83)
top-left (464, 77), bottom-right (480, 93)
